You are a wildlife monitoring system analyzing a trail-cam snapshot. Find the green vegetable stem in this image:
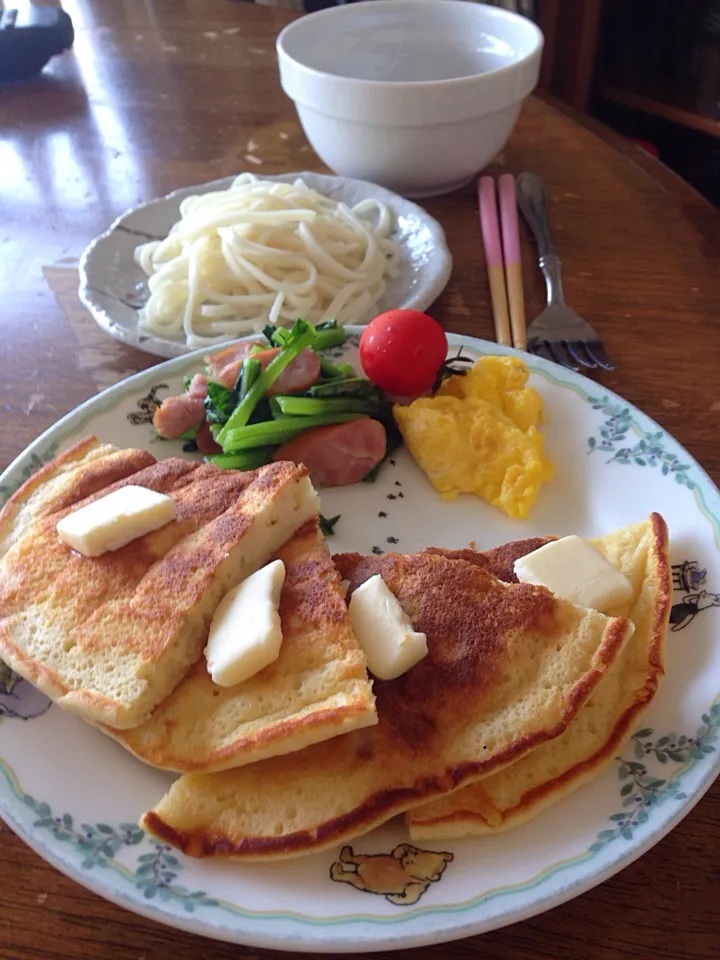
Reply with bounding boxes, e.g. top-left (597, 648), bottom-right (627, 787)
top-left (240, 357), bottom-right (262, 399)
top-left (307, 377), bottom-right (380, 400)
top-left (223, 412), bottom-right (367, 452)
top-left (311, 320), bottom-right (346, 351)
top-left (206, 449), bottom-right (276, 471)
top-left (216, 319), bottom-right (317, 445)
top-left (271, 395), bottom-right (379, 417)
